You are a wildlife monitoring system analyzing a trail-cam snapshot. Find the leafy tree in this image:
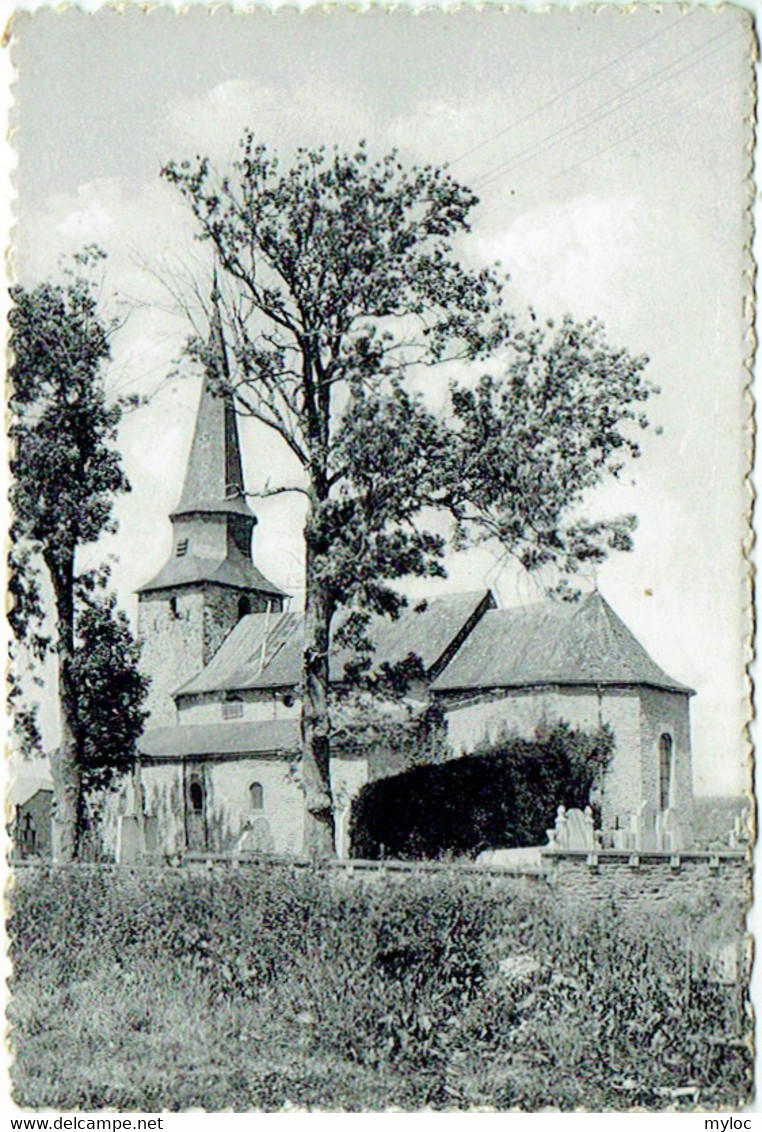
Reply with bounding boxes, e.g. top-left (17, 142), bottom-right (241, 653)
top-left (163, 138), bottom-right (653, 857)
top-left (9, 251), bottom-right (147, 860)
top-left (70, 569), bottom-right (150, 796)
top-left (445, 316), bottom-right (652, 579)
